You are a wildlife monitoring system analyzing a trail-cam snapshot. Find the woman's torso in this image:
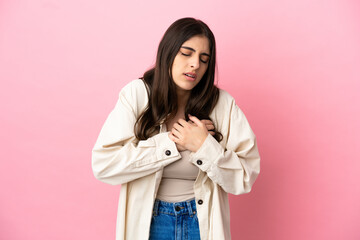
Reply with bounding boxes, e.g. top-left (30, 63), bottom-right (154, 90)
top-left (156, 115), bottom-right (199, 202)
